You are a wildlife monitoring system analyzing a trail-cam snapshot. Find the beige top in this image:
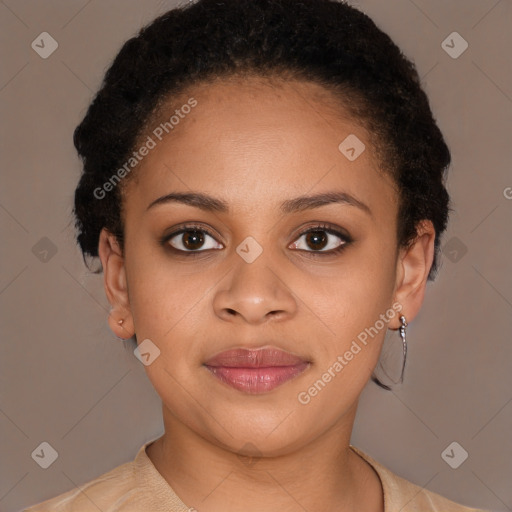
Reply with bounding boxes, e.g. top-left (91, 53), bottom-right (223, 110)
top-left (25, 440), bottom-right (490, 512)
